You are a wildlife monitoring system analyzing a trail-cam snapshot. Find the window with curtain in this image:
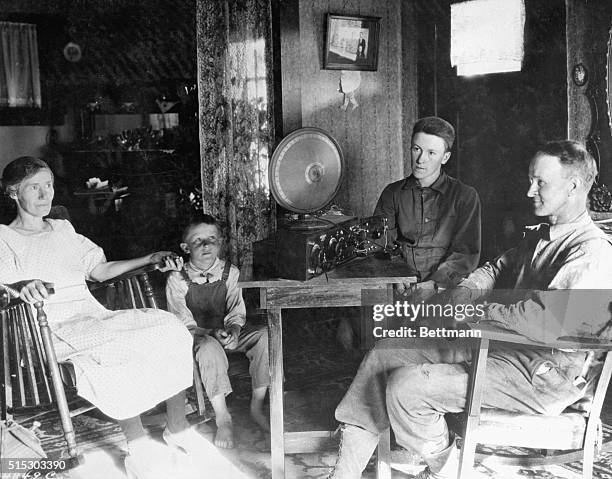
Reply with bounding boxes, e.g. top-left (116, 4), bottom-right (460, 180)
top-left (0, 21), bottom-right (41, 108)
top-left (451, 0), bottom-right (525, 76)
